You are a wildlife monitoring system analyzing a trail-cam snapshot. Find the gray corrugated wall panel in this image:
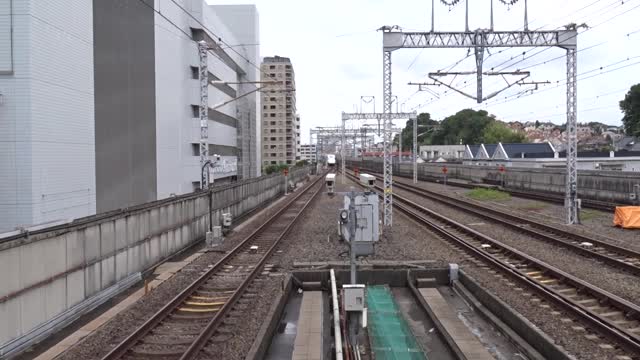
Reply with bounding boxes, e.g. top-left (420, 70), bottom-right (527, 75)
top-left (115, 218), bottom-right (127, 252)
top-left (0, 172), bottom-right (306, 352)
